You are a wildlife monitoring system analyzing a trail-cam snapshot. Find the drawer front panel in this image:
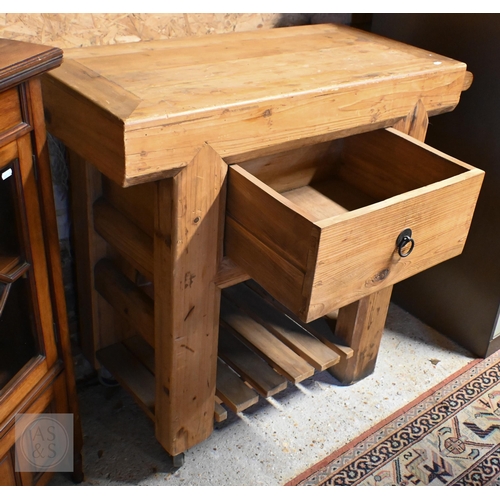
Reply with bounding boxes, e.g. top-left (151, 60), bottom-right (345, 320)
top-left (308, 172), bottom-right (484, 320)
top-left (226, 129), bottom-right (484, 323)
